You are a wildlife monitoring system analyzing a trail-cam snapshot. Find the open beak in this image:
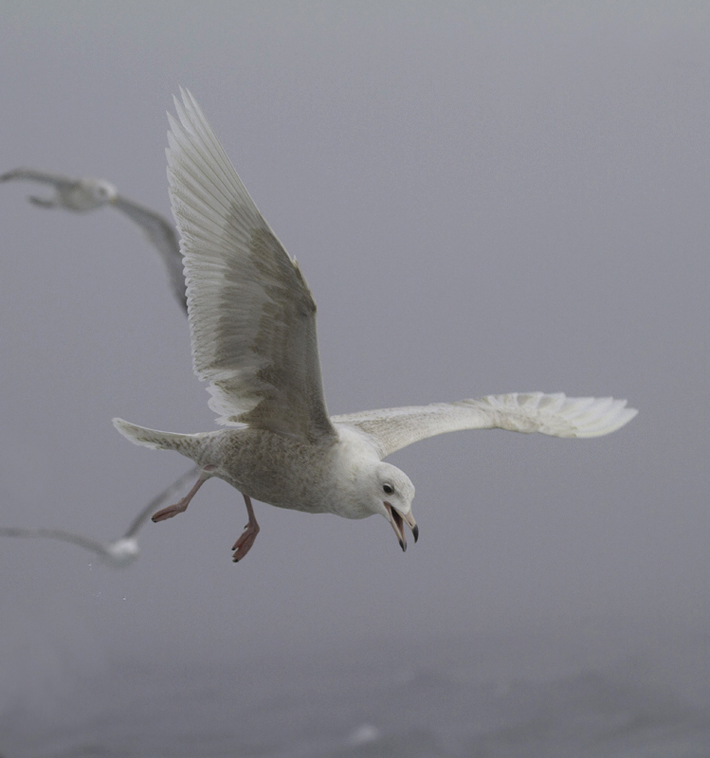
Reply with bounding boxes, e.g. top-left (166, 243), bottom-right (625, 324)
top-left (384, 503), bottom-right (418, 552)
